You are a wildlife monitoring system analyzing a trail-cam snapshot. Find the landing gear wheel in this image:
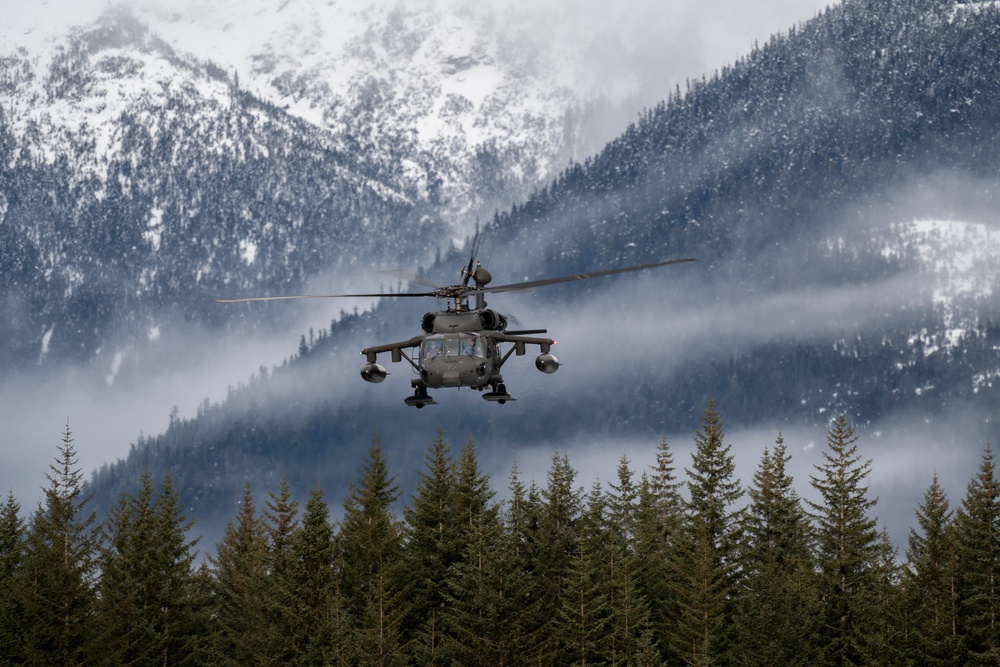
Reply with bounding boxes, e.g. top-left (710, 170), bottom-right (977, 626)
top-left (482, 382), bottom-right (515, 403)
top-left (404, 384), bottom-right (437, 408)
